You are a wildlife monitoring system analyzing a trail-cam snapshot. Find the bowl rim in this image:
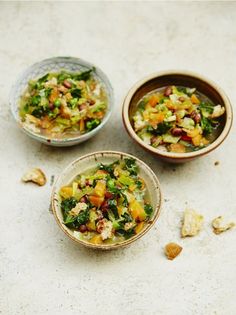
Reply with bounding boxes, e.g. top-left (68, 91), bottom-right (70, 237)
top-left (10, 56), bottom-right (114, 145)
top-left (122, 70), bottom-right (233, 160)
top-left (51, 150), bottom-right (162, 250)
